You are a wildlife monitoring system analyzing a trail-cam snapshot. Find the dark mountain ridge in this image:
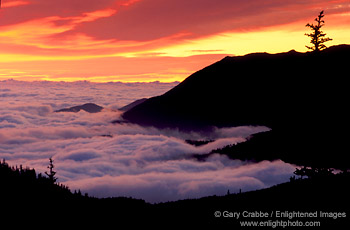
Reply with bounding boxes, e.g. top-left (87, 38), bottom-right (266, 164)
top-left (123, 45), bottom-right (350, 169)
top-left (123, 45), bottom-right (349, 130)
top-left (55, 103), bottom-right (103, 113)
